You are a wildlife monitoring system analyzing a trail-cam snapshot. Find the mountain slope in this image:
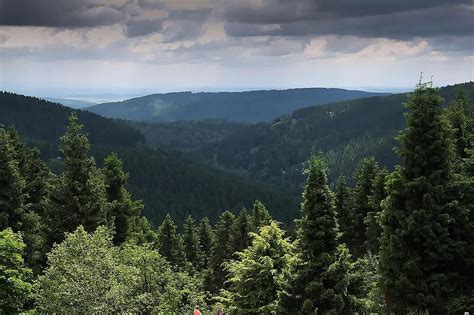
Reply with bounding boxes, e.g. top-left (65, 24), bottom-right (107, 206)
top-left (187, 82), bottom-right (473, 190)
top-left (86, 88), bottom-right (387, 123)
top-left (0, 92), bottom-right (299, 225)
top-left (43, 97), bottom-right (97, 109)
